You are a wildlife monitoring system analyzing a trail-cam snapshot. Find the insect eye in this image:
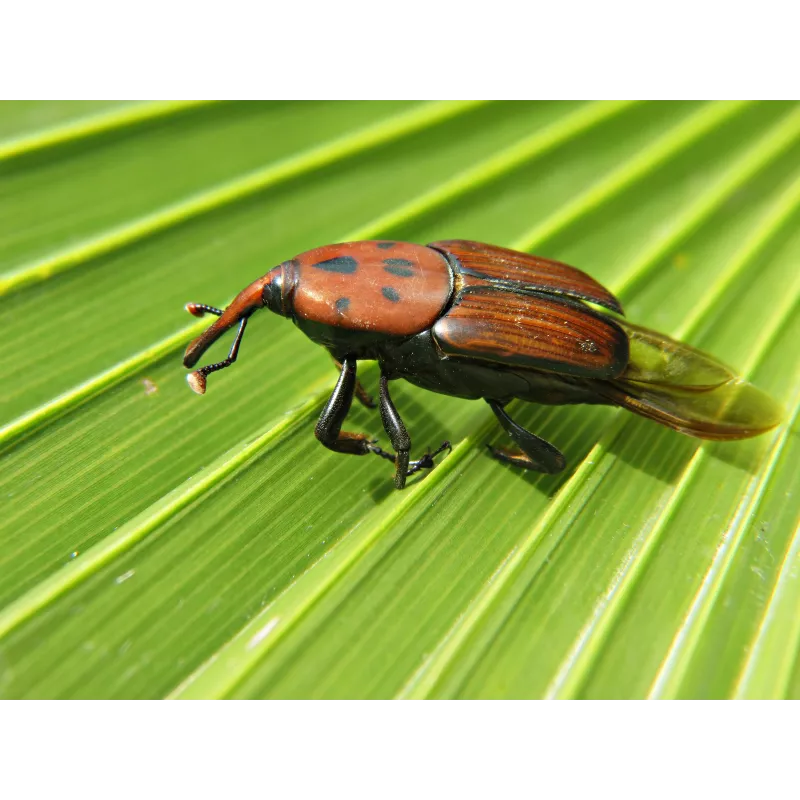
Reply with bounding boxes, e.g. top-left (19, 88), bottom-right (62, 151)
top-left (262, 270), bottom-right (284, 315)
